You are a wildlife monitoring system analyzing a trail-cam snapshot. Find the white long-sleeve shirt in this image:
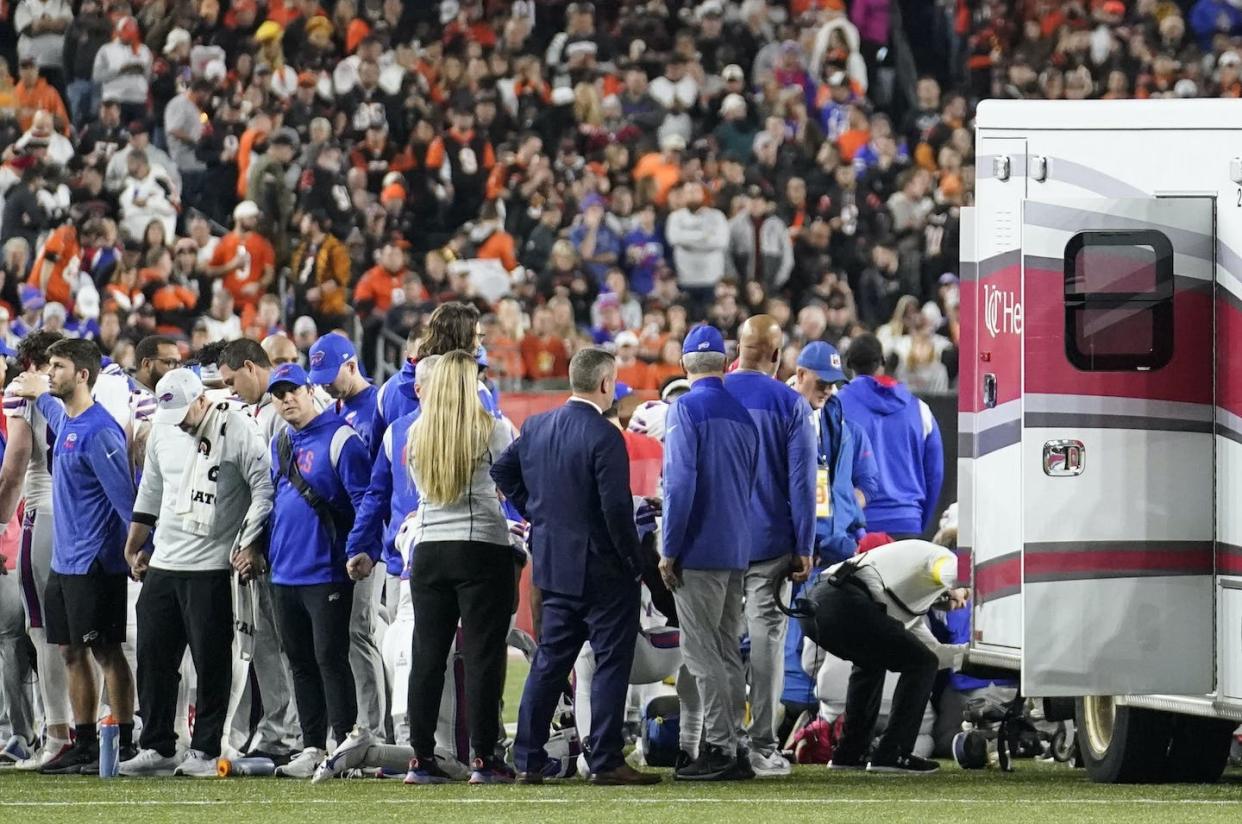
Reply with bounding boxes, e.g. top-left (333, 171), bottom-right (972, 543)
top-left (830, 539), bottom-right (967, 668)
top-left (92, 40), bottom-right (152, 105)
top-left (665, 206), bottom-right (730, 288)
top-left (133, 405), bottom-right (274, 572)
